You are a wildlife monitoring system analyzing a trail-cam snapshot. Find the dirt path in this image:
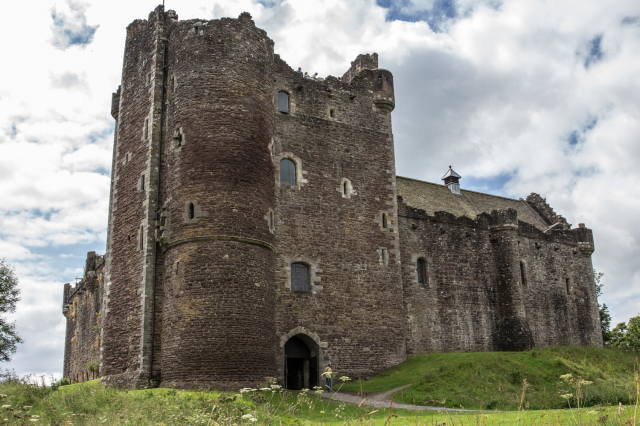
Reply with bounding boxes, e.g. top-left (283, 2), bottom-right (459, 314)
top-left (318, 384), bottom-right (477, 412)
